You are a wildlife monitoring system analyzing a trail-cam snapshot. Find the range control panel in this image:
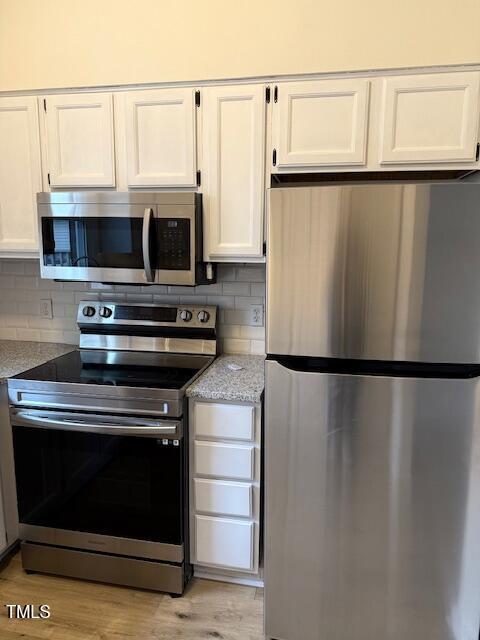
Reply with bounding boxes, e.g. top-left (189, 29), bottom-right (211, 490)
top-left (77, 301), bottom-right (217, 330)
